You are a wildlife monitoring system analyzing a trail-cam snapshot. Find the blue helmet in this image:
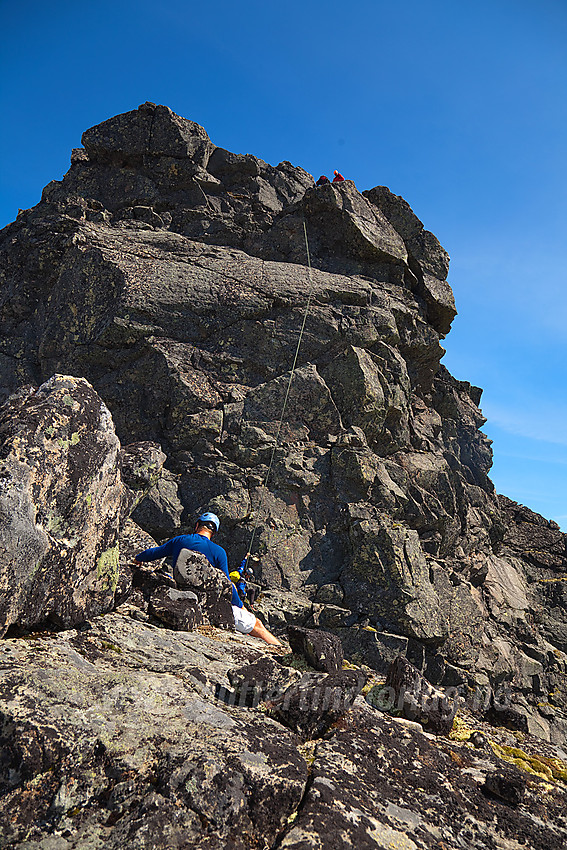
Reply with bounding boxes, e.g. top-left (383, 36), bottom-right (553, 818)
top-left (197, 511), bottom-right (220, 532)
